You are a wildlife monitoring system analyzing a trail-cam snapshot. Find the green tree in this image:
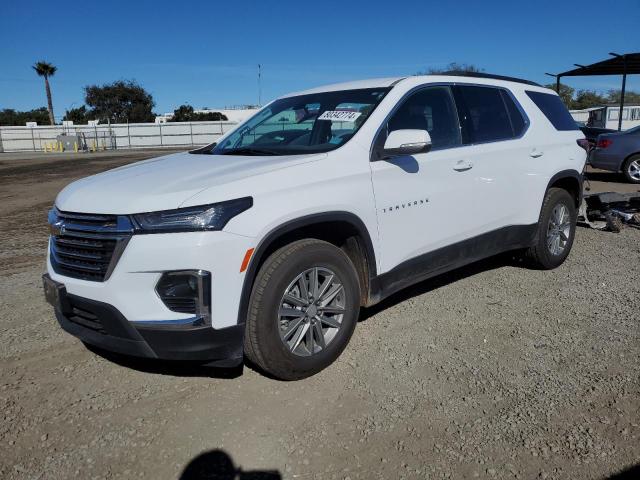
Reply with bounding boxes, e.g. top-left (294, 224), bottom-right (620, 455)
top-left (418, 62), bottom-right (484, 75)
top-left (32, 61), bottom-right (57, 125)
top-left (572, 90), bottom-right (608, 110)
top-left (544, 83), bottom-right (575, 107)
top-left (63, 105), bottom-right (91, 124)
top-left (540, 84), bottom-right (640, 110)
top-left (0, 108), bottom-right (50, 126)
top-left (84, 80), bottom-right (155, 123)
top-left (193, 111), bottom-right (227, 121)
top-left (606, 89), bottom-right (640, 105)
top-left (171, 104), bottom-right (196, 122)
top-left (170, 104), bottom-right (228, 122)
